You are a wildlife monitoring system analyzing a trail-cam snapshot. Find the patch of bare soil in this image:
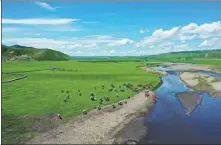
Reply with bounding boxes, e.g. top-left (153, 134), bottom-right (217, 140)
top-left (27, 92), bottom-right (155, 144)
top-left (164, 63), bottom-right (213, 72)
top-left (140, 67), bottom-right (167, 76)
top-left (179, 72), bottom-right (199, 87)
